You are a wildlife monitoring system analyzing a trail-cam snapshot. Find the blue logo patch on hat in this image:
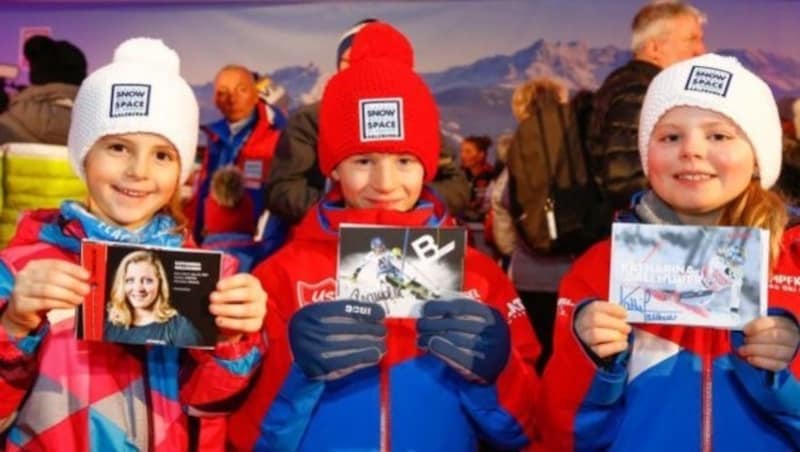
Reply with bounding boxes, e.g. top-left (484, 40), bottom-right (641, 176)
top-left (109, 83), bottom-right (151, 117)
top-left (359, 98), bottom-right (404, 142)
top-left (684, 66), bottom-right (732, 97)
